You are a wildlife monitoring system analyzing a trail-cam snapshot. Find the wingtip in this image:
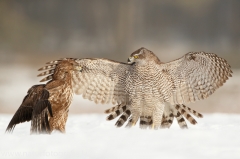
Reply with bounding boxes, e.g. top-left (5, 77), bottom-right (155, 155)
top-left (37, 70), bottom-right (54, 77)
top-left (38, 67), bottom-right (44, 71)
top-left (199, 113), bottom-right (203, 118)
top-left (5, 126), bottom-right (14, 134)
top-left (115, 121), bottom-right (124, 127)
top-left (38, 65), bottom-right (56, 71)
top-left (104, 109), bottom-right (110, 114)
top-left (191, 119), bottom-right (197, 125)
top-left (106, 115), bottom-right (114, 120)
top-left (46, 60), bottom-right (61, 65)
